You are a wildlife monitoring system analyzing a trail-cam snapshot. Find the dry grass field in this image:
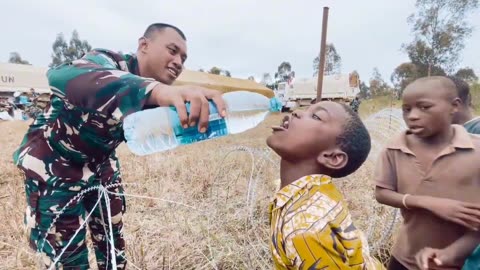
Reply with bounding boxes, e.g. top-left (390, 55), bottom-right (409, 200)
top-left (0, 98), bottom-right (413, 269)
